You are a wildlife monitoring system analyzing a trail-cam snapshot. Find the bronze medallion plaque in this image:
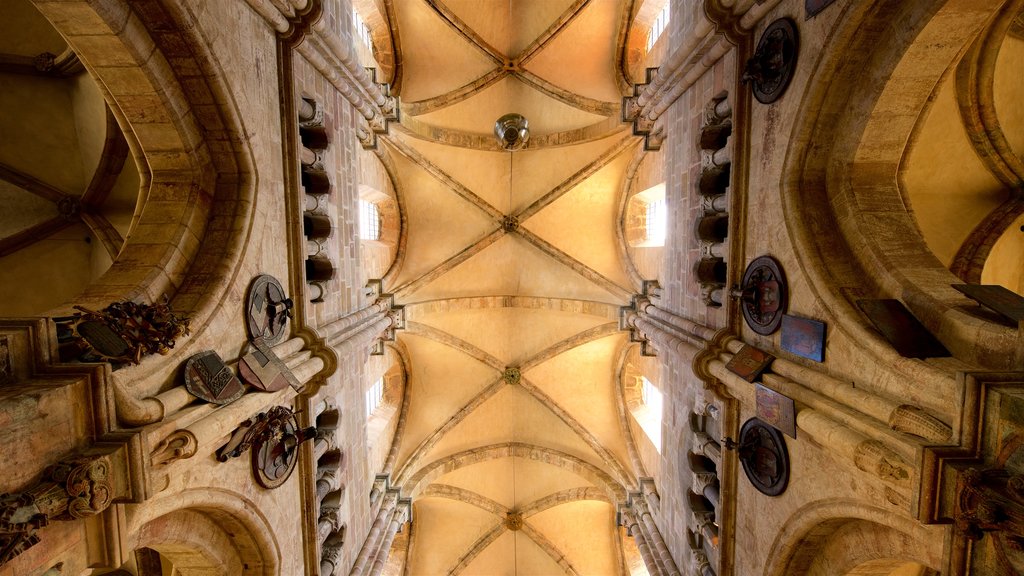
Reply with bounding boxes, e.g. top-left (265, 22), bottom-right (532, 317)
top-left (743, 18), bottom-right (799, 104)
top-left (805, 0), bottom-right (839, 18)
top-left (740, 256), bottom-right (788, 335)
top-left (238, 339), bottom-right (294, 393)
top-left (726, 344), bottom-right (775, 382)
top-left (953, 284), bottom-right (1024, 323)
top-left (245, 275), bottom-right (293, 346)
top-left (856, 299), bottom-right (950, 359)
top-left (184, 350), bottom-right (245, 405)
top-left (216, 406), bottom-right (317, 489)
top-left (755, 384), bottom-right (797, 439)
top-left (737, 417), bottom-right (790, 496)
